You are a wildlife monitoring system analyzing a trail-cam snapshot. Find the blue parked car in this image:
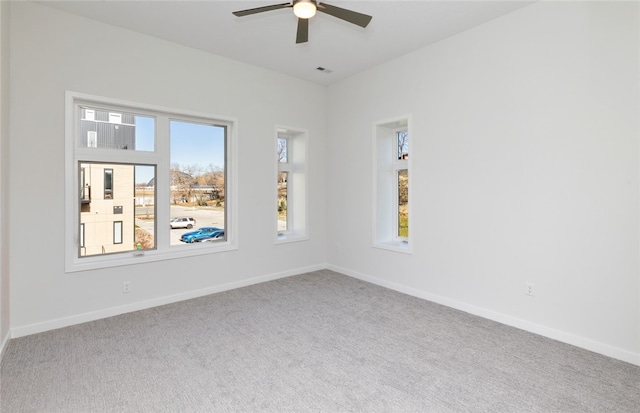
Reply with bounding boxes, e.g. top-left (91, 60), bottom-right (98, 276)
top-left (180, 227), bottom-right (224, 243)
